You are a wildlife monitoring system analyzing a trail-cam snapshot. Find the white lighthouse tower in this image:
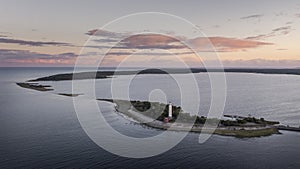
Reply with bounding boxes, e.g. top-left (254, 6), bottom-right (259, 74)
top-left (168, 102), bottom-right (172, 118)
